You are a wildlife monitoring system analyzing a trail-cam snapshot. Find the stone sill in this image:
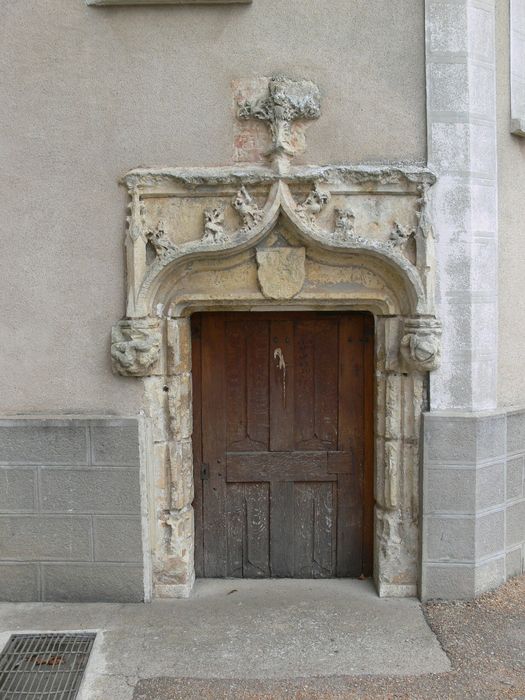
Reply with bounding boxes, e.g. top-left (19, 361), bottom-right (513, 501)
top-left (87, 0), bottom-right (250, 4)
